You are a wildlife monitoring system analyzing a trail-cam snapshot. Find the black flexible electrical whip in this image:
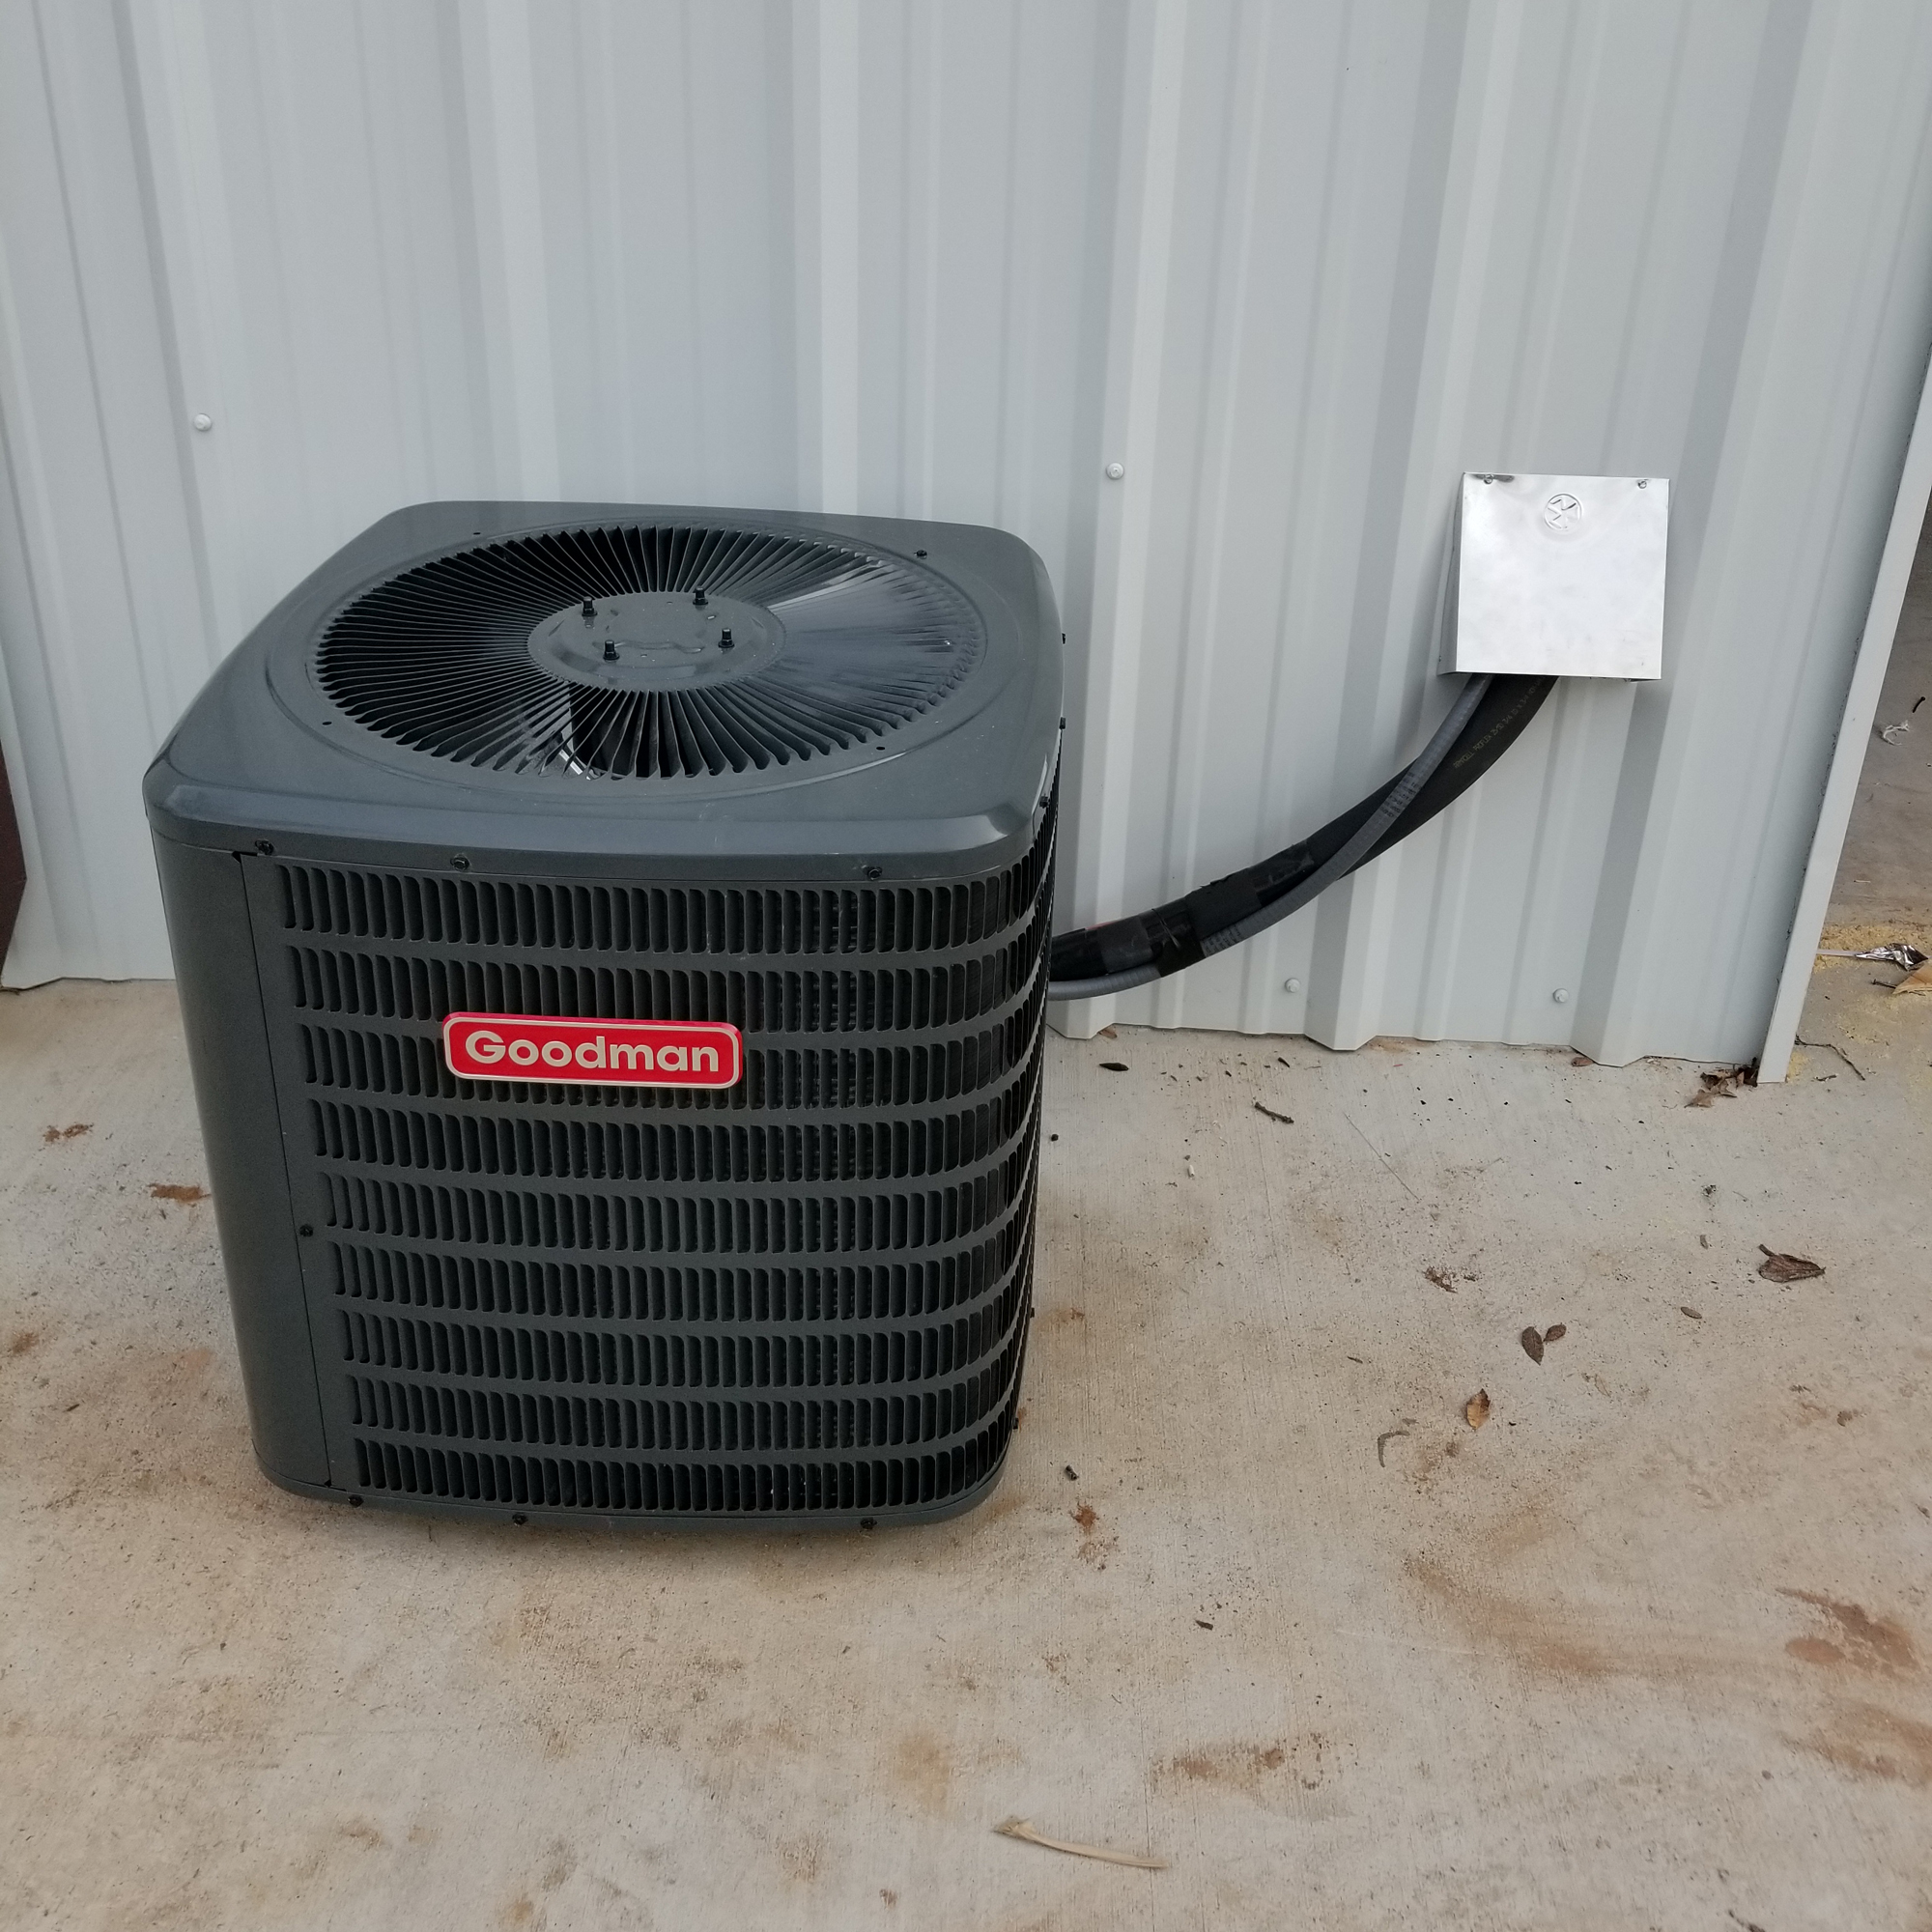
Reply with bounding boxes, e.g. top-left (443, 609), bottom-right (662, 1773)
top-left (1046, 673), bottom-right (1555, 1002)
